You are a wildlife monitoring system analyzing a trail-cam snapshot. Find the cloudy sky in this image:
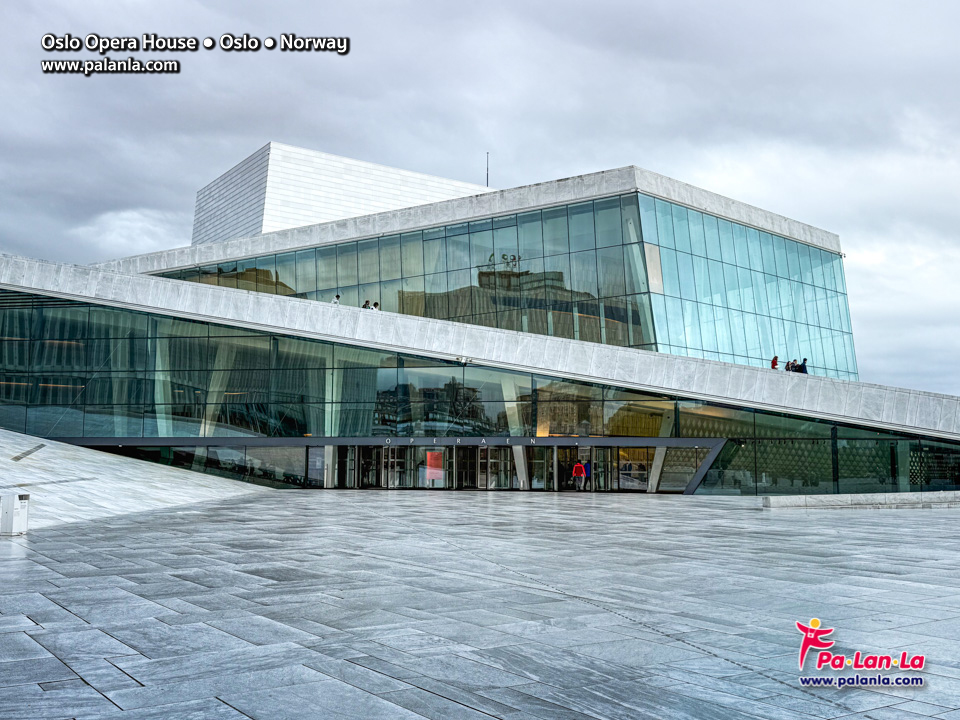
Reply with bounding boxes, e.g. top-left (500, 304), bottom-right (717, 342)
top-left (3, 1), bottom-right (958, 394)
